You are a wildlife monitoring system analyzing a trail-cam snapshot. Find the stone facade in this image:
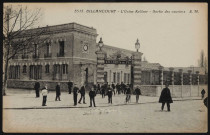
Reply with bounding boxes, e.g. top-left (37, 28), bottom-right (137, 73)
top-left (8, 23), bottom-right (98, 88)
